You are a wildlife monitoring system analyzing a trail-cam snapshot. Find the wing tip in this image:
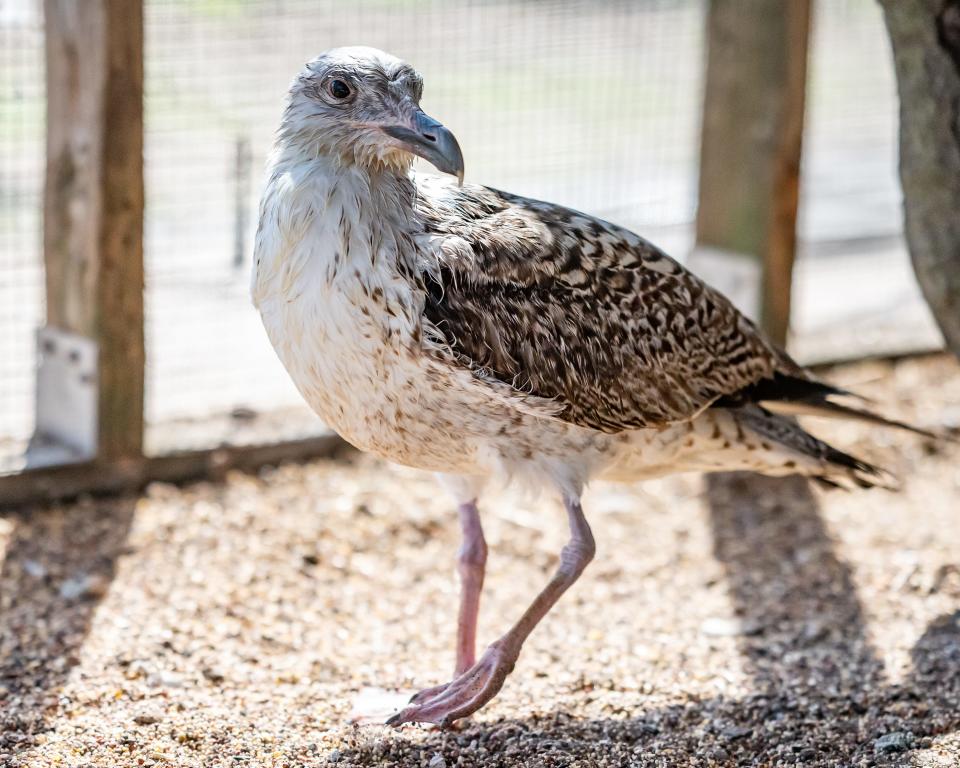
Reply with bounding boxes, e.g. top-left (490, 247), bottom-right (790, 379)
top-left (760, 395), bottom-right (949, 442)
top-left (817, 447), bottom-right (900, 491)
